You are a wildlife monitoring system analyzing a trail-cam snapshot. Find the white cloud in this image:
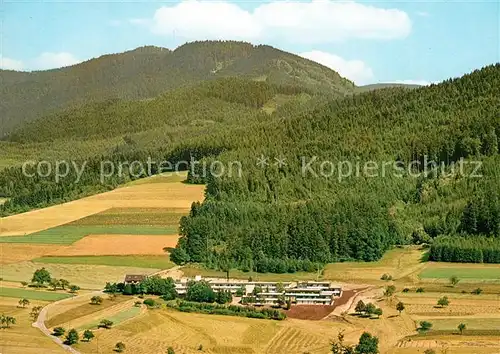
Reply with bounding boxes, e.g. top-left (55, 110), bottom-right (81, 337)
top-left (33, 52), bottom-right (81, 70)
top-left (139, 0), bottom-right (412, 43)
top-left (0, 56), bottom-right (24, 71)
top-left (392, 79), bottom-right (433, 86)
top-left (299, 50), bottom-right (374, 85)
